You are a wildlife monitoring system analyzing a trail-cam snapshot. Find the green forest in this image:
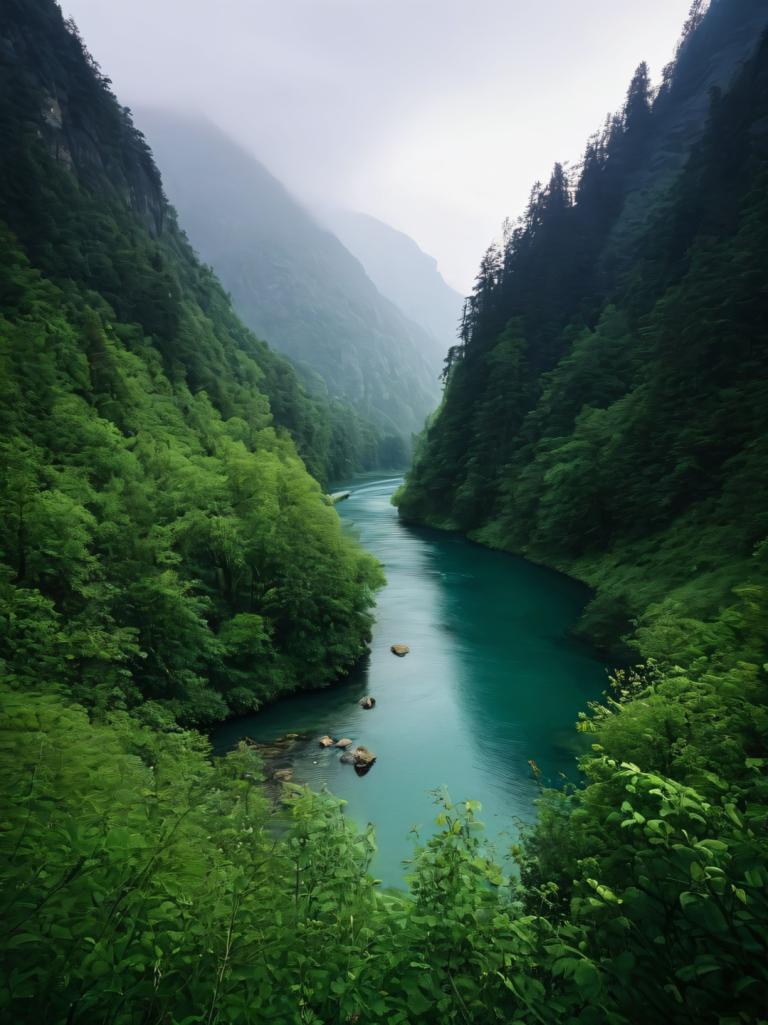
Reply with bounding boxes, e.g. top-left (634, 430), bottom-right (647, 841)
top-left (2, 0), bottom-right (767, 1022)
top-left (395, 0), bottom-right (768, 1018)
top-left (0, 0), bottom-right (388, 730)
